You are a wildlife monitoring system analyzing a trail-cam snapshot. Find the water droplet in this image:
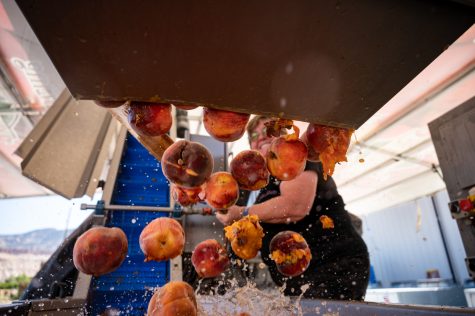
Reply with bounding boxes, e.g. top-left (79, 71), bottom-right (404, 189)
top-left (285, 62), bottom-right (294, 74)
top-left (280, 98), bottom-right (287, 108)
